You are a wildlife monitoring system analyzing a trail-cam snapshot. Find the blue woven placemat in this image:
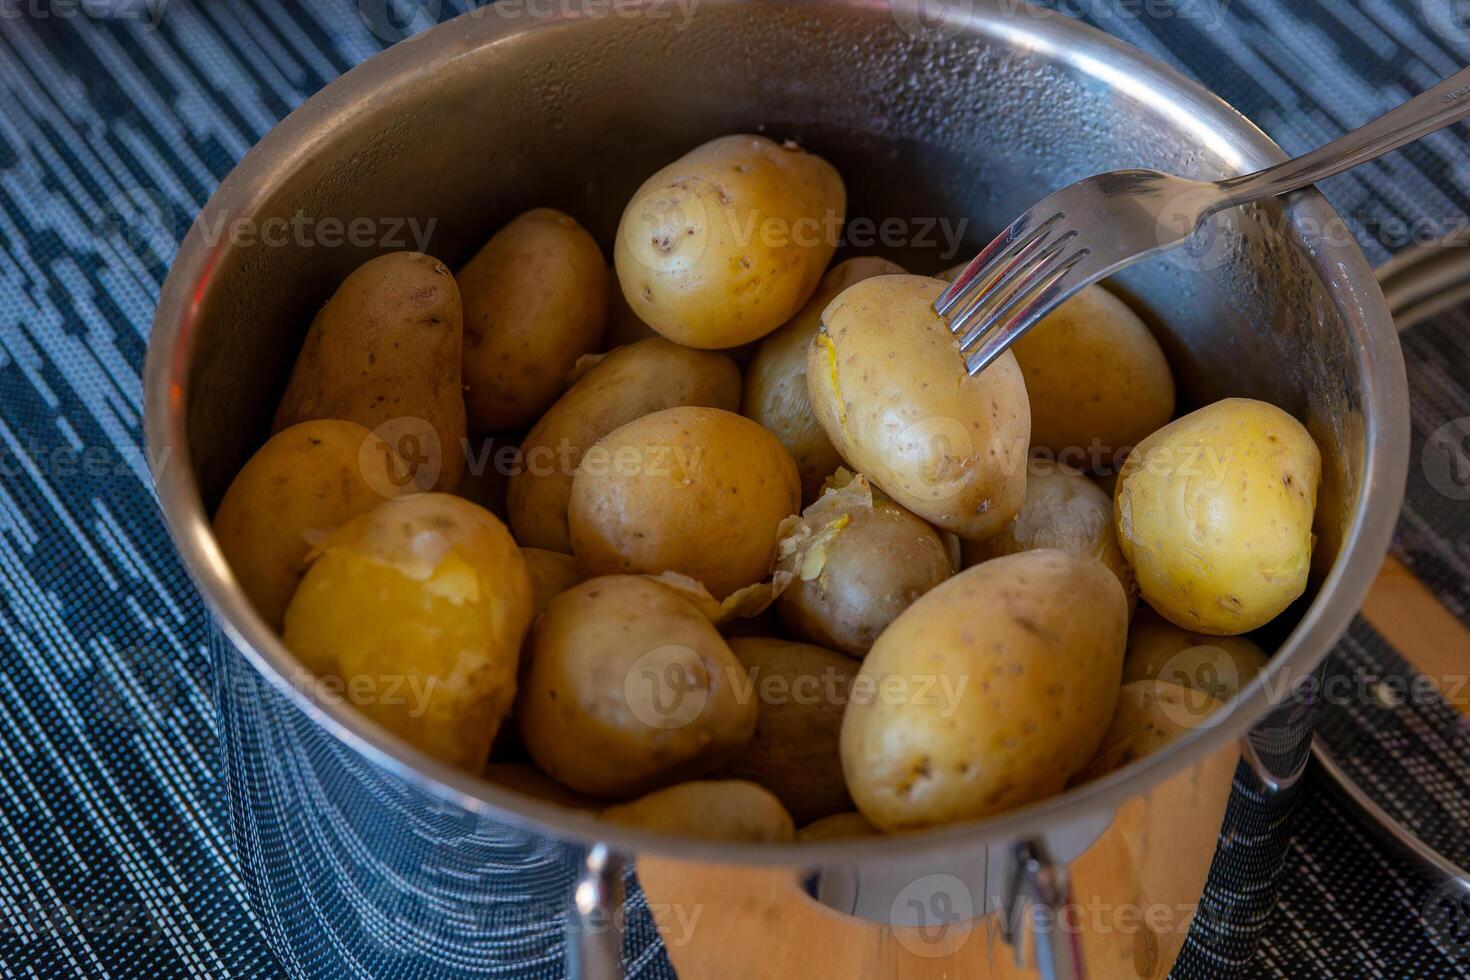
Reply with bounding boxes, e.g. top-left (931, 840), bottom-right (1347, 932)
top-left (2, 2), bottom-right (1470, 977)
